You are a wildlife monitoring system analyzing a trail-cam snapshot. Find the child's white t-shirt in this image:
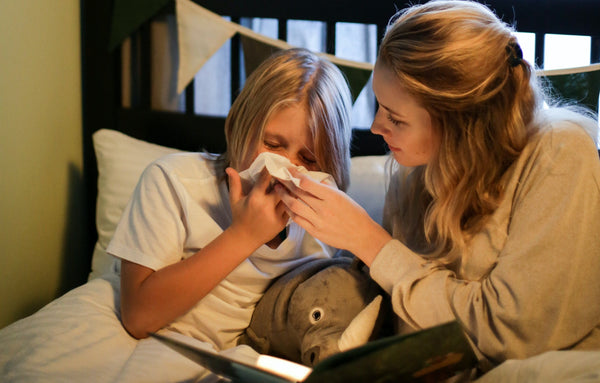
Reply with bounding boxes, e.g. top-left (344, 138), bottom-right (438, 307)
top-left (107, 152), bottom-right (332, 350)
